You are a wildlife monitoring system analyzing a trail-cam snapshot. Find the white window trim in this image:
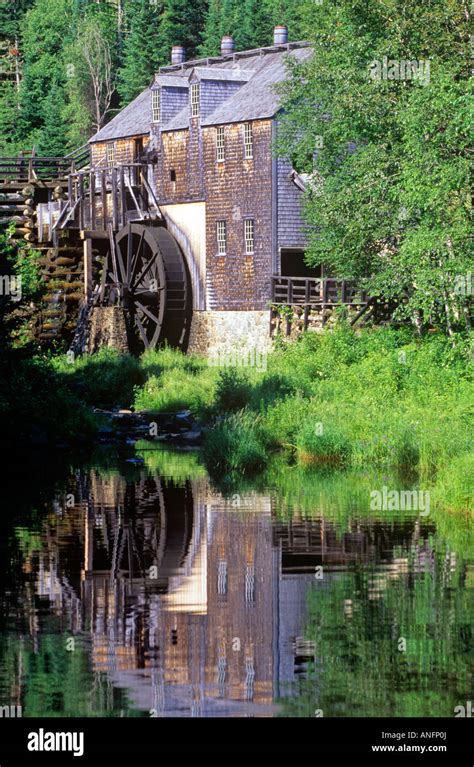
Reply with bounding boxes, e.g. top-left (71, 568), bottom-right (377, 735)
top-left (106, 142), bottom-right (115, 168)
top-left (216, 126), bottom-right (225, 162)
top-left (244, 218), bottom-right (254, 255)
top-left (152, 89), bottom-right (160, 123)
top-left (217, 559), bottom-right (227, 595)
top-left (190, 83), bottom-right (200, 118)
top-left (244, 122), bottom-right (253, 160)
top-left (217, 220), bottom-right (227, 256)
